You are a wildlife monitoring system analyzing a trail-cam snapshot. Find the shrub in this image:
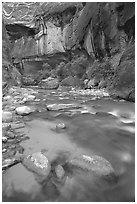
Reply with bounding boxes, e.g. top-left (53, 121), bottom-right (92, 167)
top-left (70, 55), bottom-right (88, 79)
top-left (87, 60), bottom-right (114, 80)
top-left (56, 62), bottom-right (69, 81)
